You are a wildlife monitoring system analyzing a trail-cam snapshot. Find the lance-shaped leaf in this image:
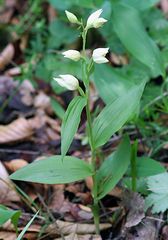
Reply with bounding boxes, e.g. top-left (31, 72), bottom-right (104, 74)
top-left (10, 156), bottom-right (93, 184)
top-left (92, 82), bottom-right (145, 148)
top-left (96, 135), bottom-right (131, 199)
top-left (17, 211), bottom-right (39, 240)
top-left (94, 64), bottom-right (138, 104)
top-left (112, 2), bottom-right (164, 77)
top-left (0, 205), bottom-right (21, 232)
top-left (127, 157), bottom-right (166, 178)
top-left (61, 96), bottom-right (86, 158)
